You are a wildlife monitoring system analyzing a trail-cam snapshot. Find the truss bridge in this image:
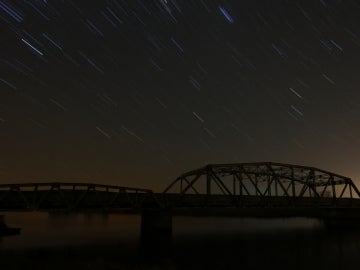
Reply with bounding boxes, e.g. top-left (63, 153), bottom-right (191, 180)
top-left (2, 162), bottom-right (360, 244)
